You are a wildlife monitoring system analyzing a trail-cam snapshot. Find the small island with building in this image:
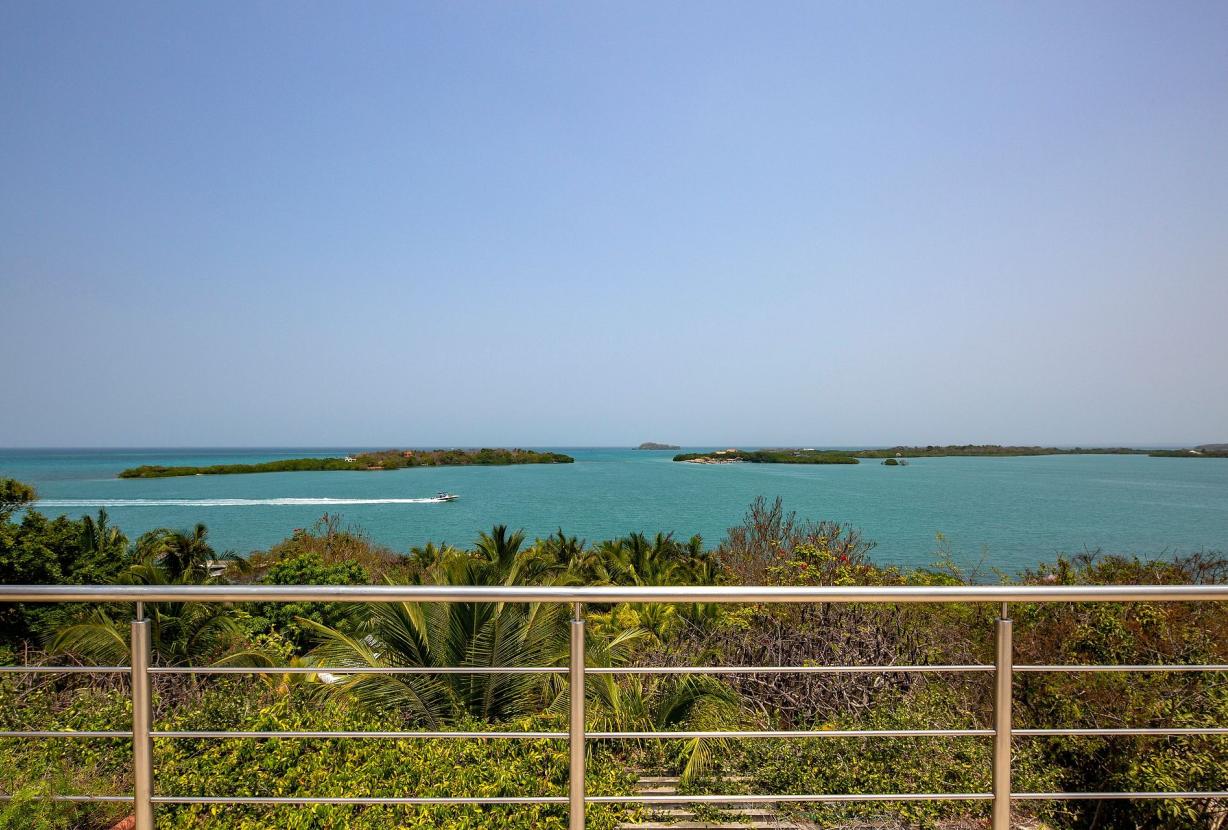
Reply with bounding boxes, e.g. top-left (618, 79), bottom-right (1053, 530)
top-left (636, 442), bottom-right (681, 450)
top-left (118, 448), bottom-right (575, 478)
top-left (1149, 444), bottom-right (1228, 458)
